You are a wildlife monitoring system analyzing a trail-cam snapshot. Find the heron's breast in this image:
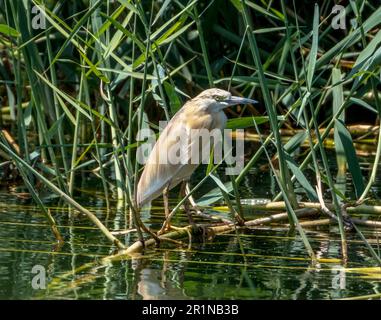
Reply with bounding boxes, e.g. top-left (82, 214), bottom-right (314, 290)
top-left (212, 111), bottom-right (228, 130)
